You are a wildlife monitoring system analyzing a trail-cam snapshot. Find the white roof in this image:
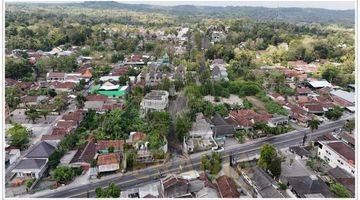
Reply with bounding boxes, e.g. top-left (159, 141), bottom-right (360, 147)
top-left (120, 85), bottom-right (129, 91)
top-left (99, 81), bottom-right (119, 90)
top-left (330, 89), bottom-right (355, 103)
top-left (179, 170), bottom-right (200, 180)
top-left (100, 76), bottom-right (120, 82)
top-left (308, 80), bottom-right (332, 88)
